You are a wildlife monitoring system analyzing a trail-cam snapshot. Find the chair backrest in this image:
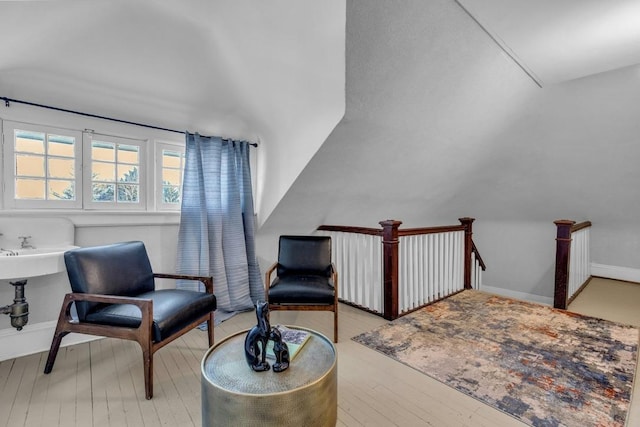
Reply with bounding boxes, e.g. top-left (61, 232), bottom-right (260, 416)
top-left (64, 241), bottom-right (155, 320)
top-left (277, 235), bottom-right (332, 277)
